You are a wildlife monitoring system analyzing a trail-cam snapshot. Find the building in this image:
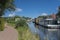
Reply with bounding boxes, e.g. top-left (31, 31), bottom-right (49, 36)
top-left (51, 14), bottom-right (57, 19)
